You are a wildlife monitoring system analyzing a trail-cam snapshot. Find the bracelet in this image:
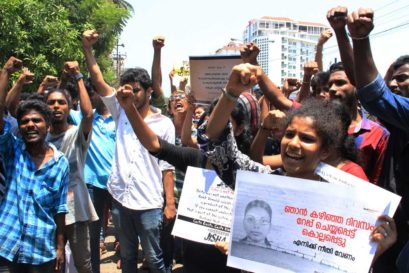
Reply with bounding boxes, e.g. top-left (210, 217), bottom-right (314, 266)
top-left (221, 88), bottom-right (239, 102)
top-left (74, 73), bottom-right (83, 81)
top-left (347, 32), bottom-right (370, 40)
